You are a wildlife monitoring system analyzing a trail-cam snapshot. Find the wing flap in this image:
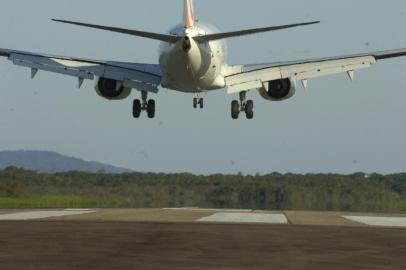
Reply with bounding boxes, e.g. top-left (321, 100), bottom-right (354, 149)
top-left (1, 49), bottom-right (161, 92)
top-left (225, 67), bottom-right (281, 88)
top-left (10, 53), bottom-right (99, 80)
top-left (227, 80), bottom-right (264, 95)
top-left (225, 53), bottom-right (383, 93)
top-left (281, 56), bottom-right (375, 81)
